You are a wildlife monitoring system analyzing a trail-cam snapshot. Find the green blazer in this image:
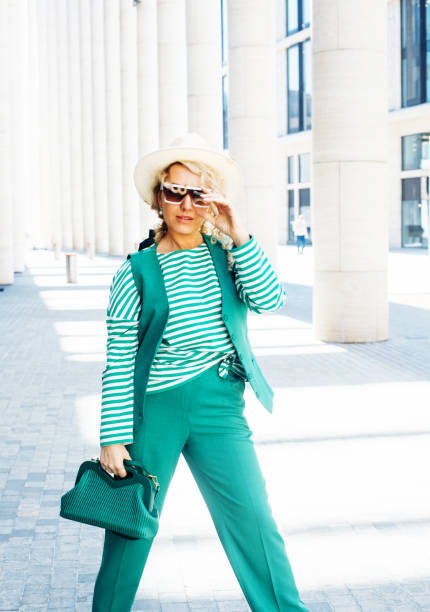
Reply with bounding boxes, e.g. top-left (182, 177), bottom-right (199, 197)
top-left (127, 233), bottom-right (274, 435)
